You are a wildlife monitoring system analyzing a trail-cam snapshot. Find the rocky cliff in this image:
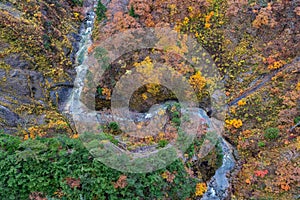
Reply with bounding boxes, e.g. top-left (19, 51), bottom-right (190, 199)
top-left (0, 0), bottom-right (83, 134)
